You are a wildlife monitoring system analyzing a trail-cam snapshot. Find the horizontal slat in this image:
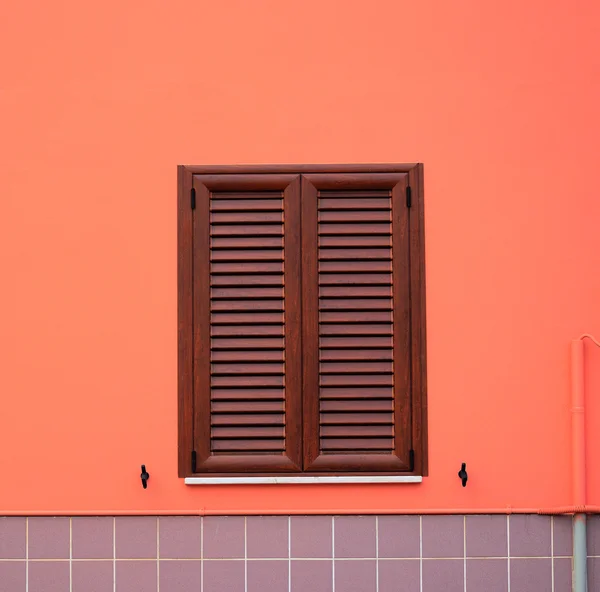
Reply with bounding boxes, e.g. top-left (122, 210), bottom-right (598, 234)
top-left (211, 440), bottom-right (284, 452)
top-left (320, 336), bottom-right (393, 349)
top-left (211, 400), bottom-right (284, 413)
top-left (320, 349), bottom-right (393, 361)
top-left (319, 273), bottom-right (392, 286)
top-left (212, 413), bottom-right (284, 426)
top-left (321, 424), bottom-right (393, 437)
top-left (211, 337), bottom-right (285, 350)
top-left (211, 262), bottom-right (284, 274)
top-left (319, 324), bottom-right (393, 336)
top-left (319, 247), bottom-right (392, 260)
top-left (319, 197), bottom-right (391, 210)
top-left (211, 199), bottom-right (283, 211)
top-left (211, 224), bottom-right (283, 237)
top-left (211, 275), bottom-right (283, 287)
top-left (318, 211), bottom-right (391, 223)
top-left (211, 238), bottom-right (283, 251)
top-left (318, 223), bottom-right (391, 235)
top-left (319, 286), bottom-right (392, 298)
top-left (212, 426), bottom-right (284, 439)
top-left (211, 312), bottom-right (284, 325)
top-left (320, 311), bottom-right (393, 323)
top-left (211, 300), bottom-right (284, 312)
top-left (319, 190), bottom-right (390, 198)
top-left (211, 211), bottom-right (283, 224)
top-left (320, 386), bottom-right (394, 398)
top-left (320, 361), bottom-right (393, 374)
top-left (211, 287), bottom-right (284, 299)
top-left (320, 438), bottom-right (393, 451)
top-left (320, 412), bottom-right (392, 425)
top-left (211, 325), bottom-right (284, 337)
top-left (212, 191), bottom-right (283, 199)
top-left (320, 399), bottom-right (393, 412)
top-left (211, 375), bottom-right (285, 387)
top-left (320, 374), bottom-right (393, 386)
top-left (319, 261), bottom-right (392, 273)
top-left (319, 298), bottom-right (392, 311)
top-left (211, 362), bottom-right (284, 375)
top-left (211, 387), bottom-right (285, 399)
top-left (212, 350), bottom-right (284, 362)
top-left (319, 236), bottom-right (391, 247)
